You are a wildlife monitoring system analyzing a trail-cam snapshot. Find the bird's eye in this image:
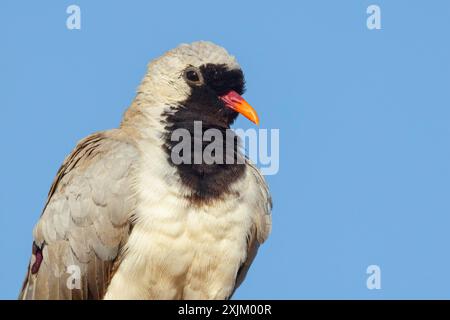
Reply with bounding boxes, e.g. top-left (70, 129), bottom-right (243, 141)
top-left (186, 70), bottom-right (199, 82)
top-left (184, 67), bottom-right (203, 85)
